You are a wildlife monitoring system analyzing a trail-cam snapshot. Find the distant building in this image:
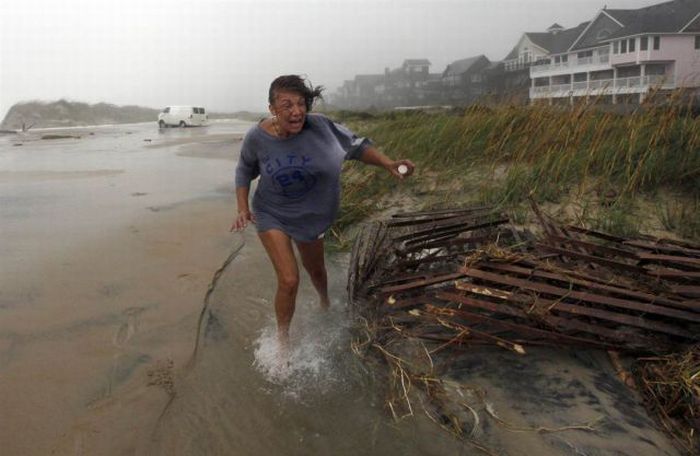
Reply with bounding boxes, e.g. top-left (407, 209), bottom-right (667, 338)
top-left (385, 59), bottom-right (434, 107)
top-left (332, 74), bottom-right (384, 109)
top-left (331, 59), bottom-right (435, 109)
top-left (529, 0), bottom-right (700, 104)
top-left (331, 0), bottom-right (700, 110)
top-left (442, 55), bottom-right (491, 105)
top-left (491, 21), bottom-right (591, 104)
